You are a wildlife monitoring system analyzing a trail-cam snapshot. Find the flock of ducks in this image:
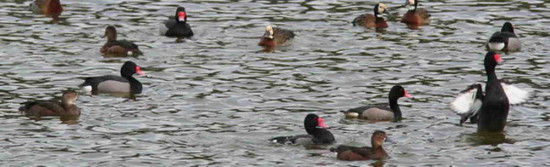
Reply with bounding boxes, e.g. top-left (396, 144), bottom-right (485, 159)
top-left (19, 0), bottom-right (532, 162)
